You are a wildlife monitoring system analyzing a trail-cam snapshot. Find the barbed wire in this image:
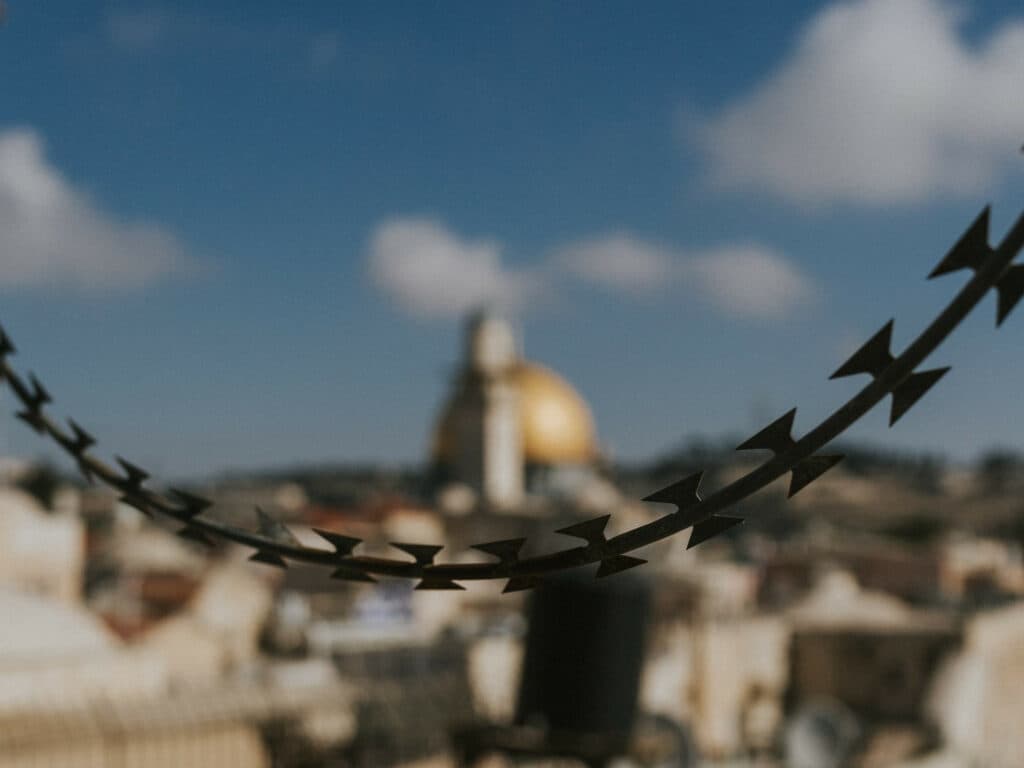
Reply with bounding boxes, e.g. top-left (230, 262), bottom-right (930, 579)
top-left (1, 206), bottom-right (1022, 592)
